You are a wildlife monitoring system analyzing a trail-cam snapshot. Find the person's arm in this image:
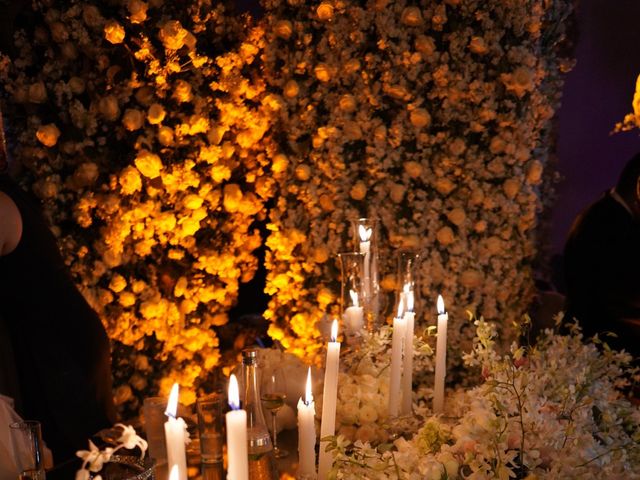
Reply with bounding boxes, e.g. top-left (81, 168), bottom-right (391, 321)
top-left (0, 191), bottom-right (22, 256)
